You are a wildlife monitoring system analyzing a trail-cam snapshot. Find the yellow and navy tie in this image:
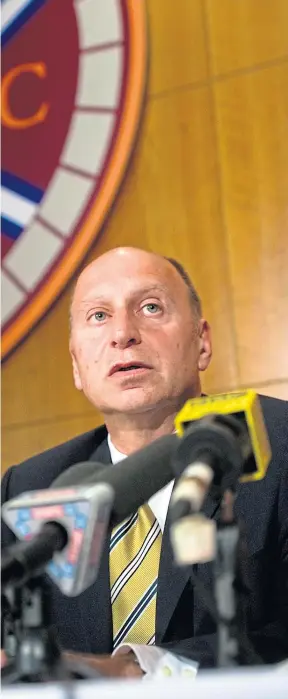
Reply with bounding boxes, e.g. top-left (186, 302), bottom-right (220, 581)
top-left (109, 504), bottom-right (162, 649)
